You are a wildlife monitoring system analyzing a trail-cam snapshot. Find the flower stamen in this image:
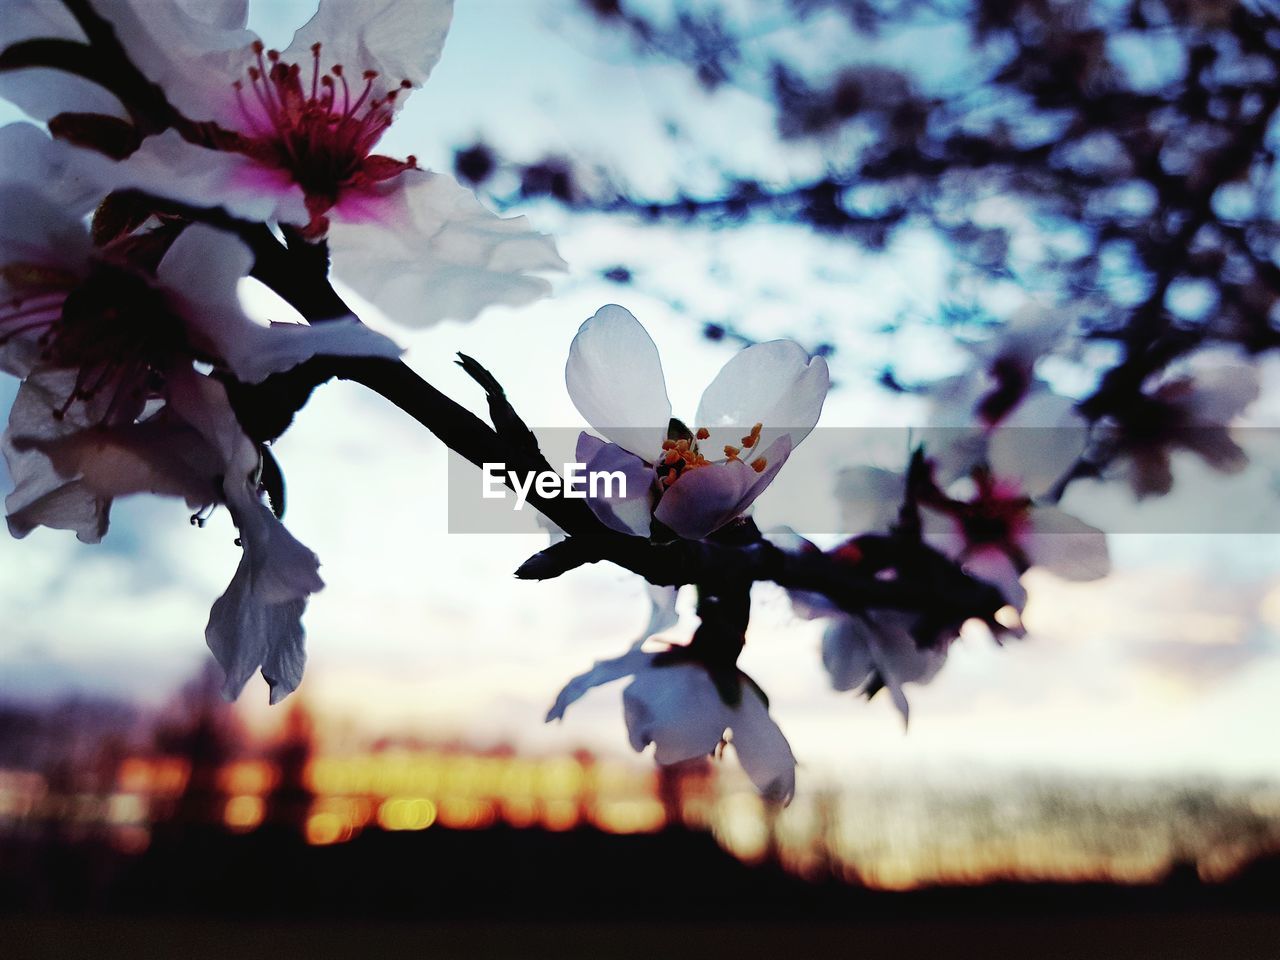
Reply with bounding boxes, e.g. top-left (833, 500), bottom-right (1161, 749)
top-left (225, 42), bottom-right (419, 237)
